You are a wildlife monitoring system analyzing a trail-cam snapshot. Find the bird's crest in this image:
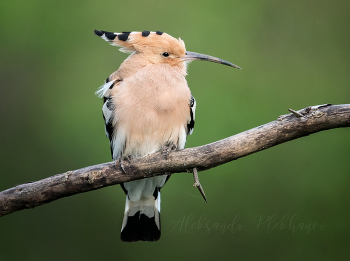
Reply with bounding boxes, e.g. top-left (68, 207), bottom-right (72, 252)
top-left (94, 30), bottom-right (186, 57)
